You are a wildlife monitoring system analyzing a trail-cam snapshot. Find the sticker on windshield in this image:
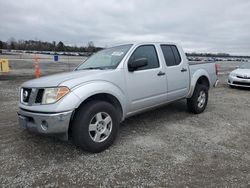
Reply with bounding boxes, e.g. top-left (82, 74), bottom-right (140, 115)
top-left (111, 52), bottom-right (124, 56)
